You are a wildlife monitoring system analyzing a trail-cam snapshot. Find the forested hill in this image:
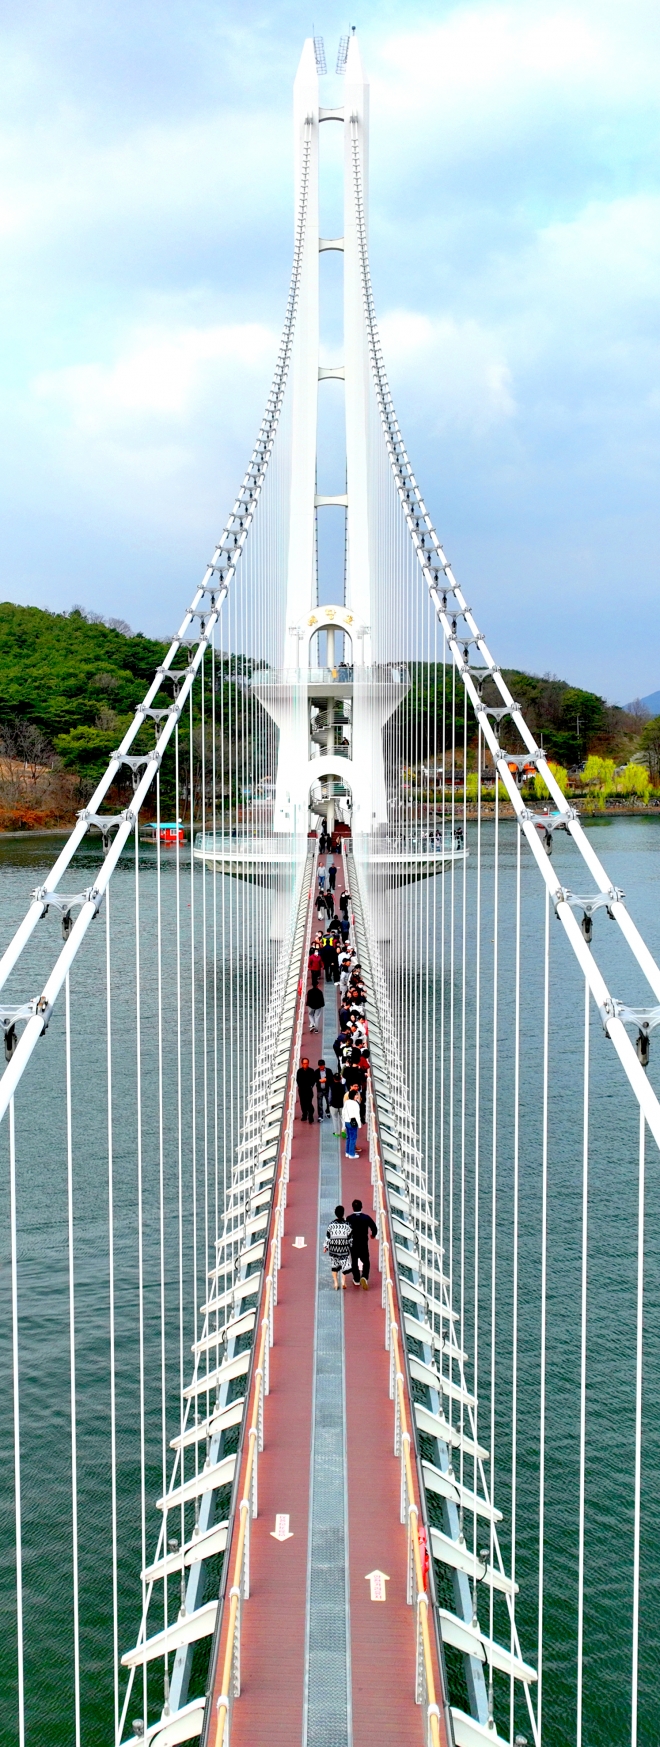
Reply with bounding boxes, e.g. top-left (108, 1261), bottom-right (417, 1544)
top-left (0, 600), bottom-right (644, 775)
top-left (0, 602), bottom-right (169, 737)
